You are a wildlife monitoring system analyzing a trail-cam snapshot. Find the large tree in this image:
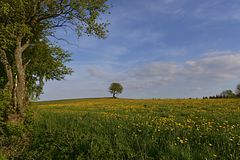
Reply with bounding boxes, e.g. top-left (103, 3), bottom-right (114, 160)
top-left (0, 0), bottom-right (109, 119)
